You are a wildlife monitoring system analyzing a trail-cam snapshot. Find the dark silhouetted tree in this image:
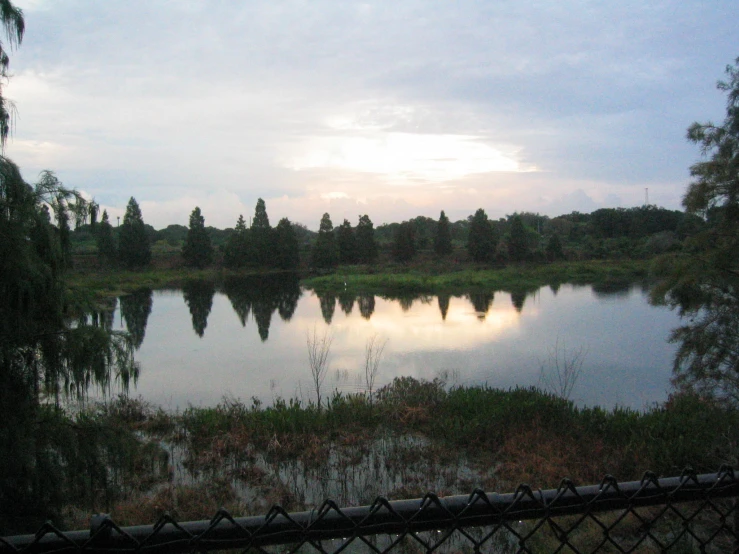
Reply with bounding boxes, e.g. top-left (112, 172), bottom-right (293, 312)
top-left (438, 294), bottom-right (450, 321)
top-left (467, 208), bottom-right (497, 263)
top-left (273, 217), bottom-right (300, 270)
top-left (96, 209), bottom-right (117, 265)
top-left (392, 221), bottom-right (416, 262)
top-left (434, 210), bottom-right (453, 256)
top-left (545, 233), bottom-right (564, 261)
top-left (224, 214), bottom-right (253, 269)
top-left (469, 292), bottom-right (494, 320)
top-left (337, 219), bottom-right (358, 264)
top-left (252, 198), bottom-right (273, 266)
top-left (318, 292), bottom-right (337, 324)
top-left (508, 215), bottom-right (530, 262)
top-left (356, 214), bottom-right (378, 263)
top-left (182, 207), bottom-right (213, 268)
top-left (118, 197), bottom-right (151, 269)
top-left (358, 294), bottom-right (375, 320)
top-left (311, 213), bottom-right (338, 268)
